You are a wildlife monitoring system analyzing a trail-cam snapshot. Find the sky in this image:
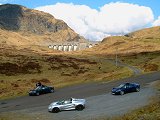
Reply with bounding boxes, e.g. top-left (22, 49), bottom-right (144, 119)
top-left (0, 0), bottom-right (160, 41)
